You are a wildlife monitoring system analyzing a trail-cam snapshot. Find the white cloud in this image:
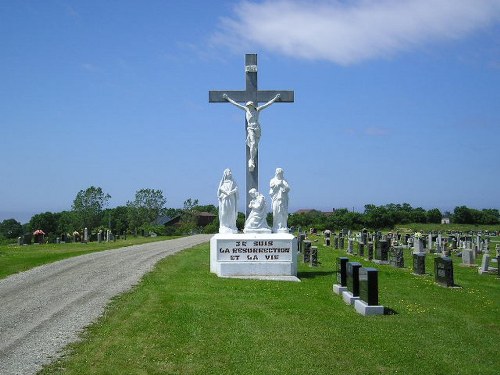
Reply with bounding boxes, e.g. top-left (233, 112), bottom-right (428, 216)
top-left (211, 0), bottom-right (500, 65)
